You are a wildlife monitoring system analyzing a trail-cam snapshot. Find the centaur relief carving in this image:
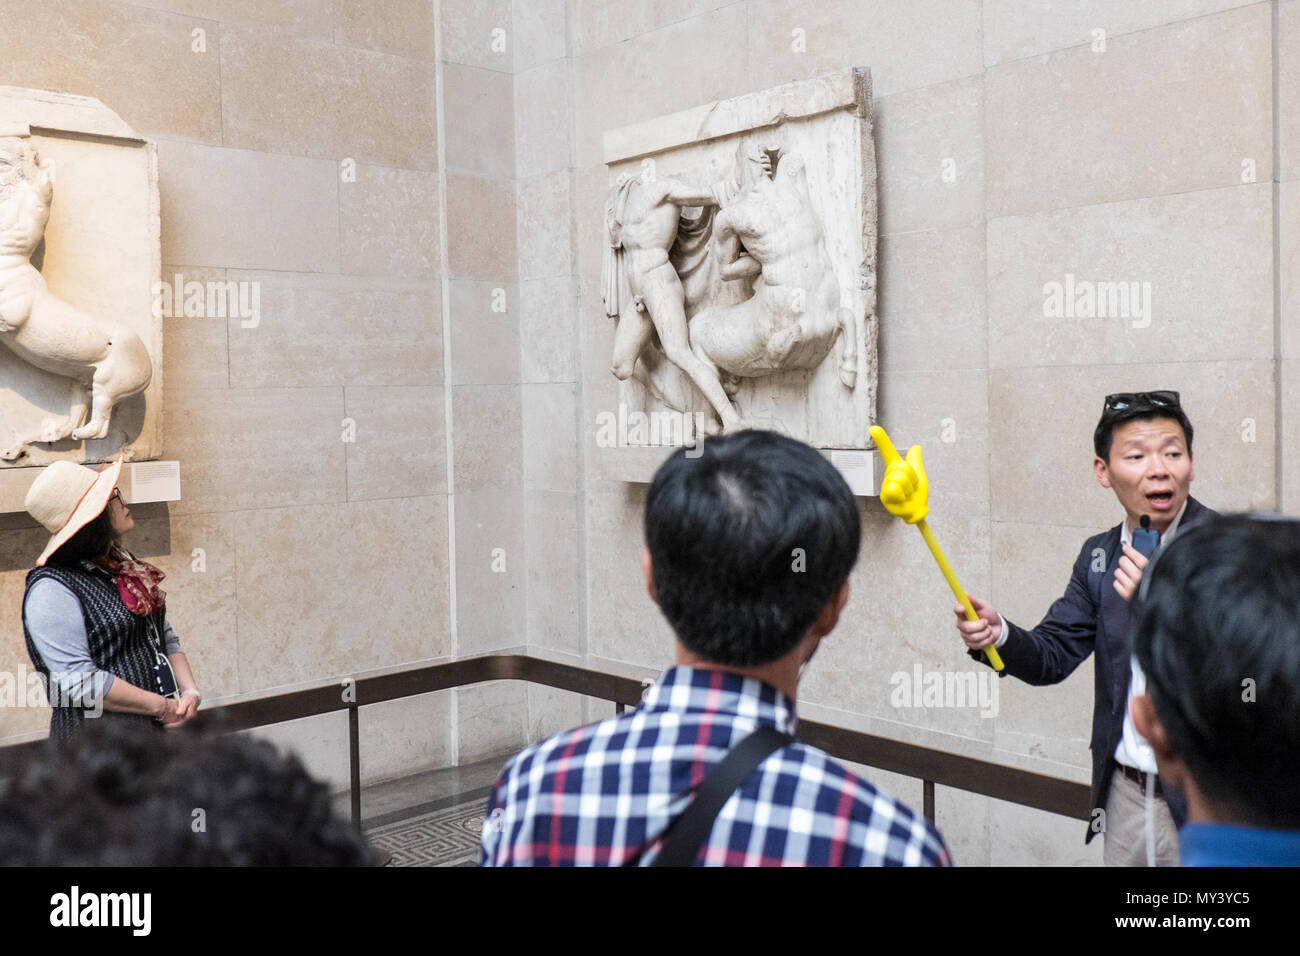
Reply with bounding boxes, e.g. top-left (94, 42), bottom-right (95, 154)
top-left (0, 87), bottom-right (162, 471)
top-left (600, 69), bottom-right (877, 448)
top-left (0, 139), bottom-right (152, 462)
